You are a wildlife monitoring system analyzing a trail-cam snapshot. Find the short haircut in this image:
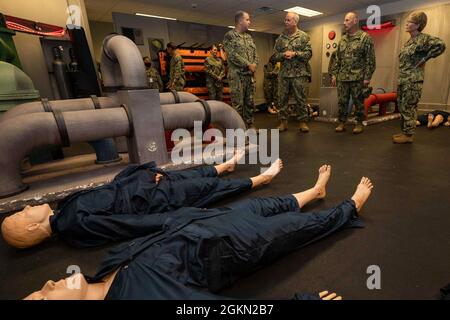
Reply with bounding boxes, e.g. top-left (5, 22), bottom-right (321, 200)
top-left (235, 11), bottom-right (248, 24)
top-left (346, 12), bottom-right (359, 20)
top-left (286, 12), bottom-right (300, 24)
